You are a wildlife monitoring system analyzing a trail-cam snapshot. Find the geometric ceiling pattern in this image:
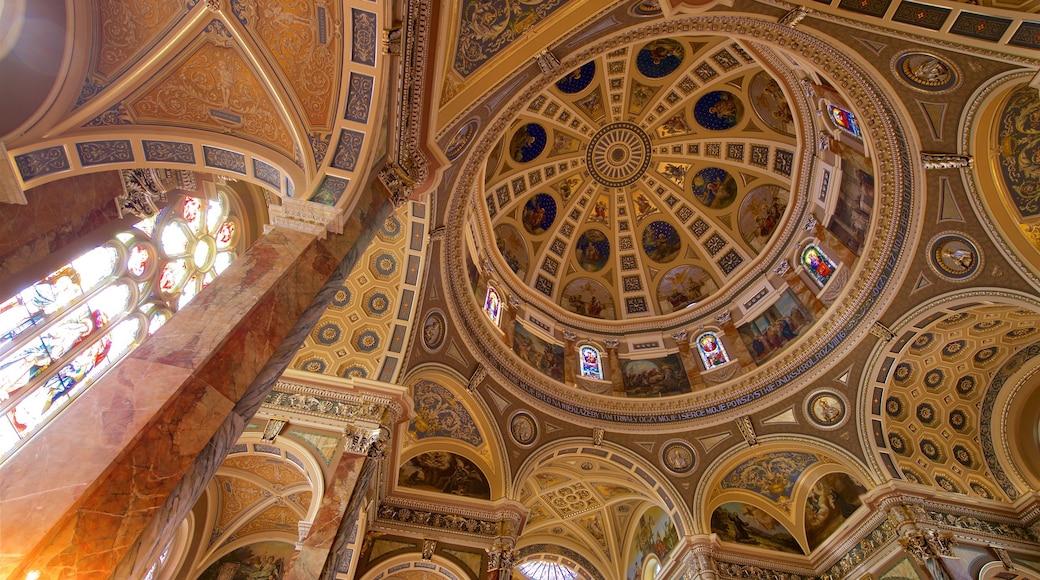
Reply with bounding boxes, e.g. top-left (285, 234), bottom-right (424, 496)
top-left (291, 203), bottom-right (428, 383)
top-left (869, 302), bottom-right (1040, 503)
